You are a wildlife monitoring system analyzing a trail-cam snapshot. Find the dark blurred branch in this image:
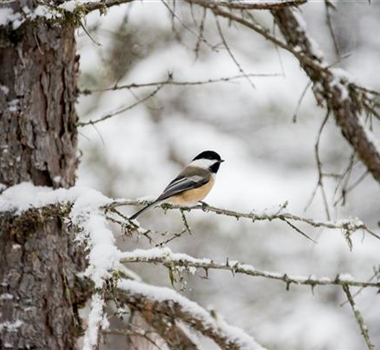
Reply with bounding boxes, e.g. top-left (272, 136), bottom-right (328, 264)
top-left (342, 285), bottom-right (374, 350)
top-left (120, 248), bottom-right (380, 289)
top-left (217, 0), bottom-right (307, 10)
top-left (103, 328), bottom-right (163, 349)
